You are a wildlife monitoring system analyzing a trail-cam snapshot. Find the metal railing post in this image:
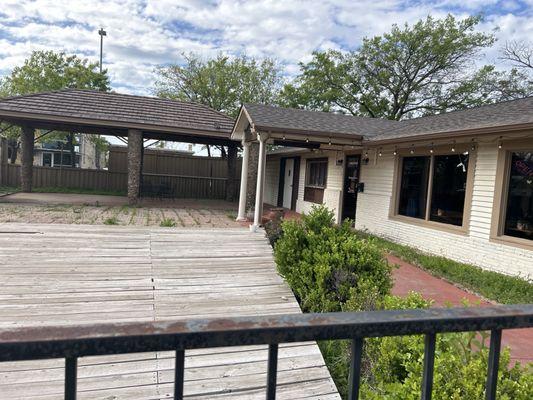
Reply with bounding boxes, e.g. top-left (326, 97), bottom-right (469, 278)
top-left (348, 338), bottom-right (364, 400)
top-left (174, 350), bottom-right (185, 400)
top-left (65, 357), bottom-right (77, 400)
top-left (485, 329), bottom-right (502, 400)
top-left (421, 333), bottom-right (436, 400)
top-left (266, 344), bottom-right (279, 400)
